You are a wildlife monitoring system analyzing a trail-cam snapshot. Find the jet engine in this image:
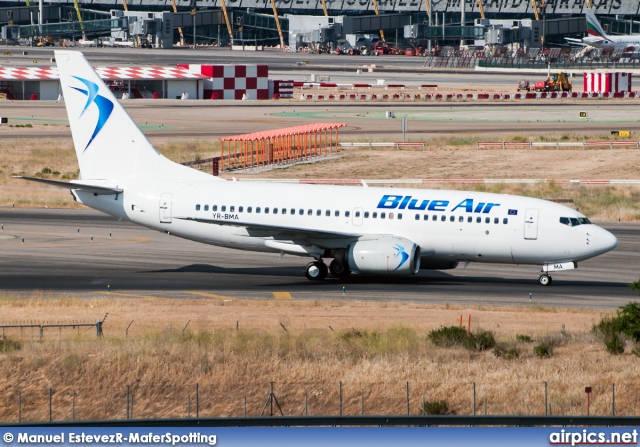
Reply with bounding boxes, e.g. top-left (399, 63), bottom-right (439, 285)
top-left (346, 237), bottom-right (421, 275)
